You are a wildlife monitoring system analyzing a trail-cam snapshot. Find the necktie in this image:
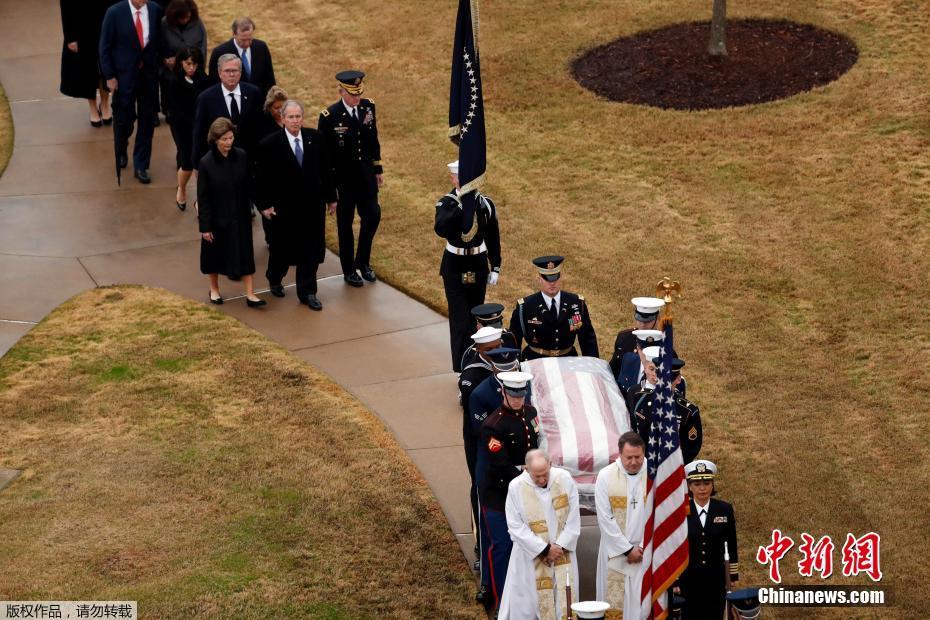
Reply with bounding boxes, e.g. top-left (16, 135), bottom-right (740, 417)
top-left (241, 51), bottom-right (251, 78)
top-left (134, 10), bottom-right (144, 48)
top-left (550, 298), bottom-right (558, 318)
top-left (351, 107), bottom-right (359, 124)
top-left (294, 136), bottom-right (303, 167)
top-left (229, 93), bottom-right (240, 124)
